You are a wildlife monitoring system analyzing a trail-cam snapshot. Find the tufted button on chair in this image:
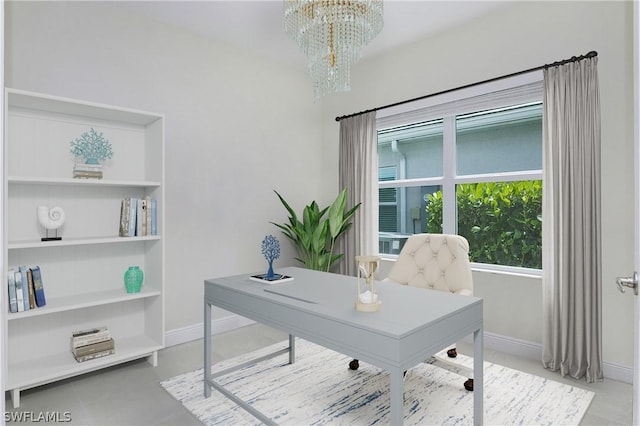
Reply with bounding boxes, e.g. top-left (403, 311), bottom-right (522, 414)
top-left (348, 233), bottom-right (475, 391)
